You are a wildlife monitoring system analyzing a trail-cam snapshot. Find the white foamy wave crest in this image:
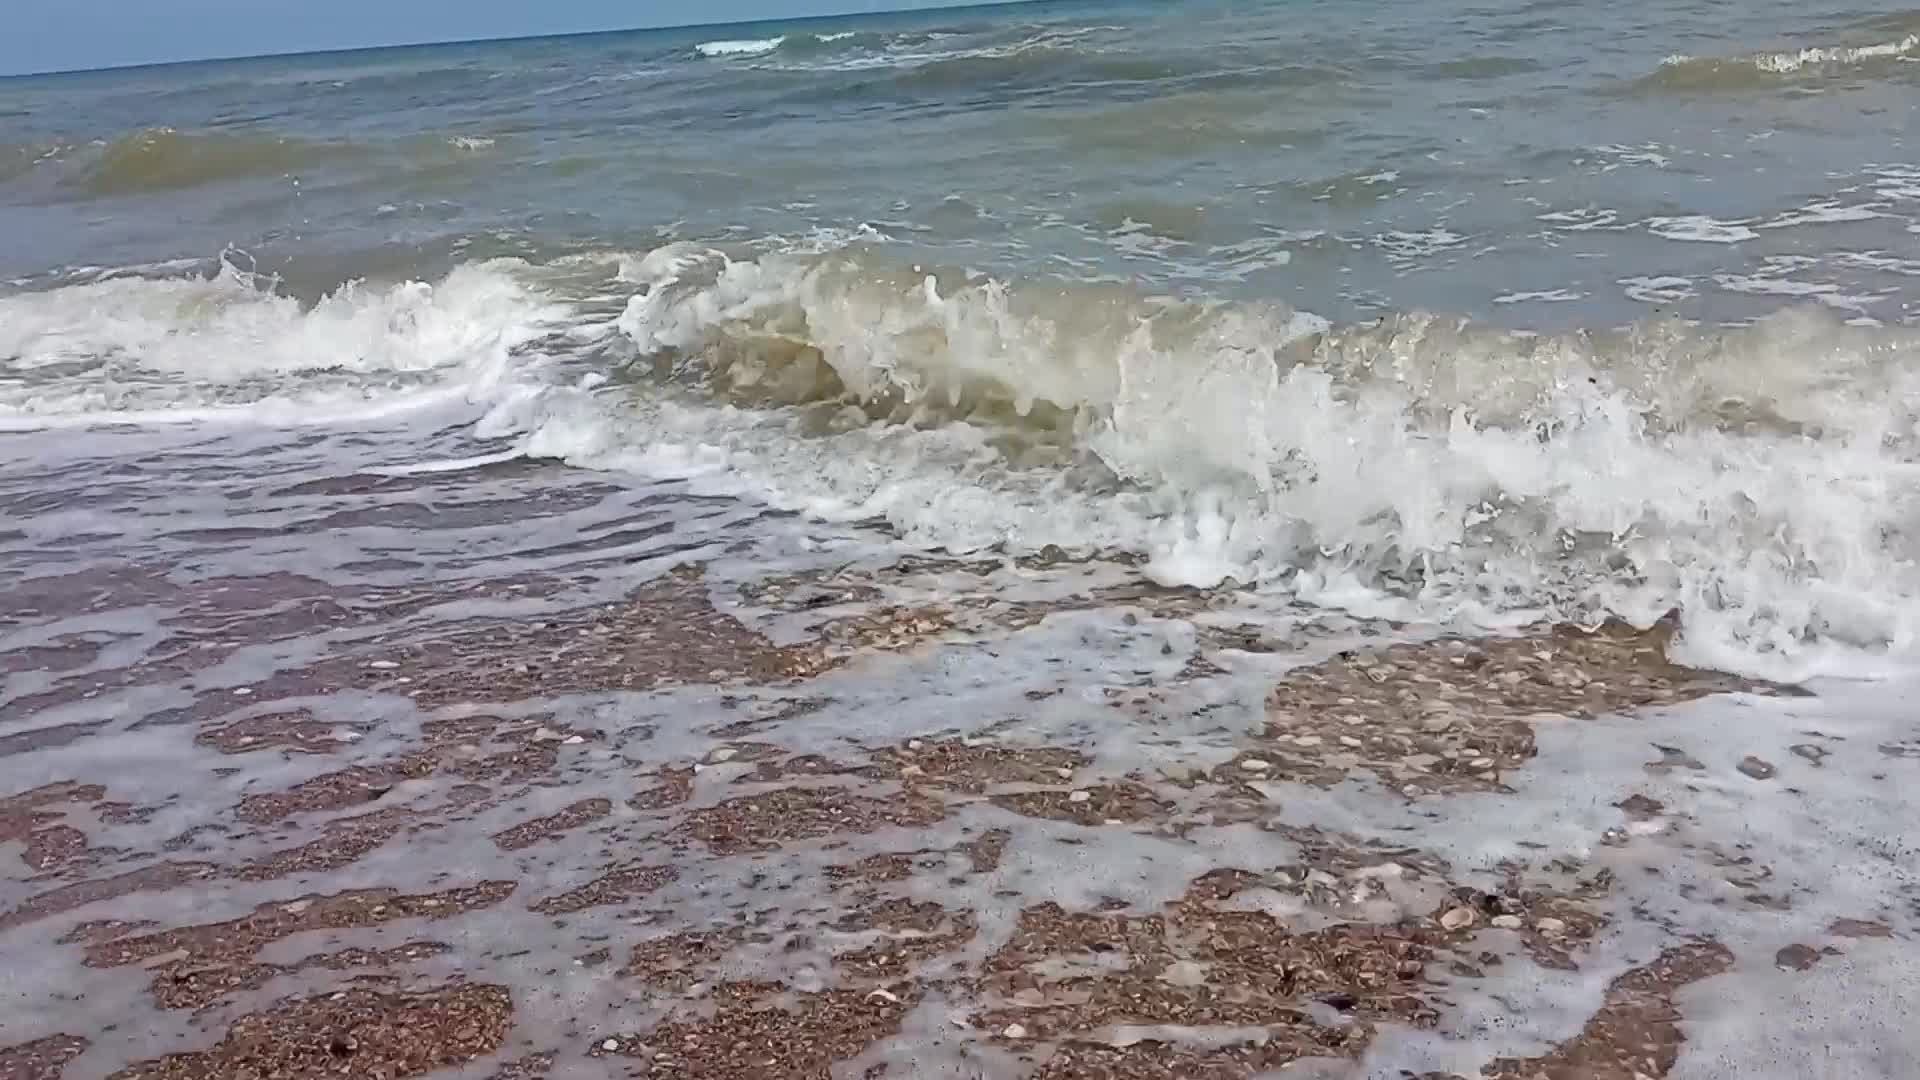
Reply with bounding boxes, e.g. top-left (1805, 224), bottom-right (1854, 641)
top-left (752, 23), bottom-right (1124, 74)
top-left (486, 245), bottom-right (1920, 680)
top-left (696, 36), bottom-right (786, 58)
top-left (1659, 33), bottom-right (1920, 79)
top-left (0, 257), bottom-right (570, 428)
top-left (1752, 32), bottom-right (1919, 72)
